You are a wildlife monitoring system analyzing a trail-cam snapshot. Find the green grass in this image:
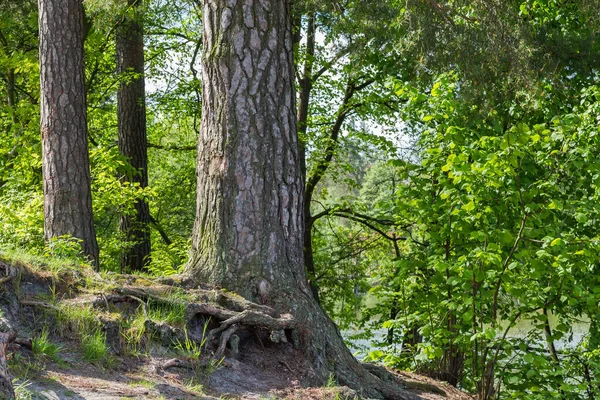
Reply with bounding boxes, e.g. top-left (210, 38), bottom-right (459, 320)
top-left (81, 330), bottom-right (109, 363)
top-left (8, 353), bottom-right (42, 381)
top-left (147, 298), bottom-right (186, 328)
top-left (183, 378), bottom-right (205, 394)
top-left (128, 378), bottom-right (156, 389)
top-left (56, 303), bottom-right (113, 366)
top-left (326, 372), bottom-right (337, 388)
top-left (57, 304), bottom-right (101, 337)
top-left (13, 380), bottom-right (34, 400)
top-left (0, 244), bottom-right (89, 276)
top-left (174, 324), bottom-right (223, 388)
top-left (121, 311), bottom-right (148, 356)
top-left (174, 327), bottom-right (205, 359)
top-left (31, 327), bottom-right (62, 363)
